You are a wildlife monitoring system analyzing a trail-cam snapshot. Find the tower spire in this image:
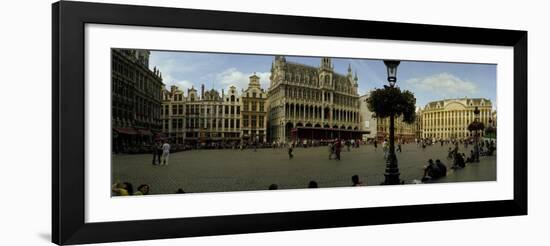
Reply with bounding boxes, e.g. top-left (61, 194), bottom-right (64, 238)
top-left (320, 57), bottom-right (333, 71)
